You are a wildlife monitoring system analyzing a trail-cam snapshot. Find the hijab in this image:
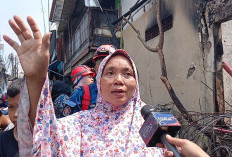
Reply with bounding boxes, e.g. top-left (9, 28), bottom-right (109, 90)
top-left (18, 49), bottom-right (164, 156)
